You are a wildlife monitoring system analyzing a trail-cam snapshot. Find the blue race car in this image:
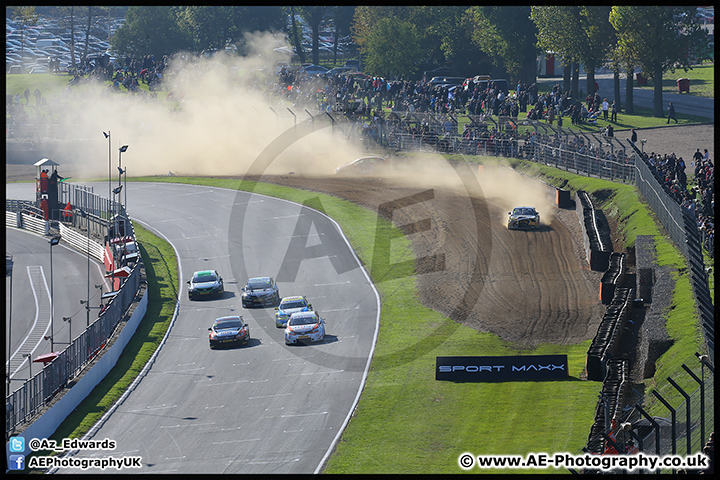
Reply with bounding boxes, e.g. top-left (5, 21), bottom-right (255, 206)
top-left (275, 295), bottom-right (313, 328)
